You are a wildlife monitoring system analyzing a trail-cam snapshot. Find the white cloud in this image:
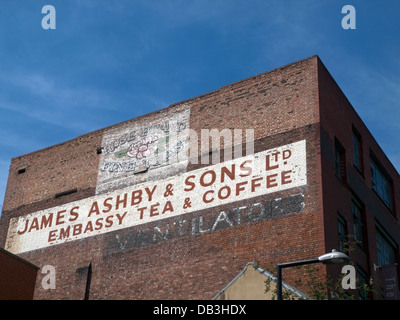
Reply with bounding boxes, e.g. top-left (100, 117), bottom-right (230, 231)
top-left (0, 70), bottom-right (118, 133)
